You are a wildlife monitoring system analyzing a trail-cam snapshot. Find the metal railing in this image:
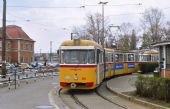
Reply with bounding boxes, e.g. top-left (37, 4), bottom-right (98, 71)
top-left (0, 67), bottom-right (58, 89)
